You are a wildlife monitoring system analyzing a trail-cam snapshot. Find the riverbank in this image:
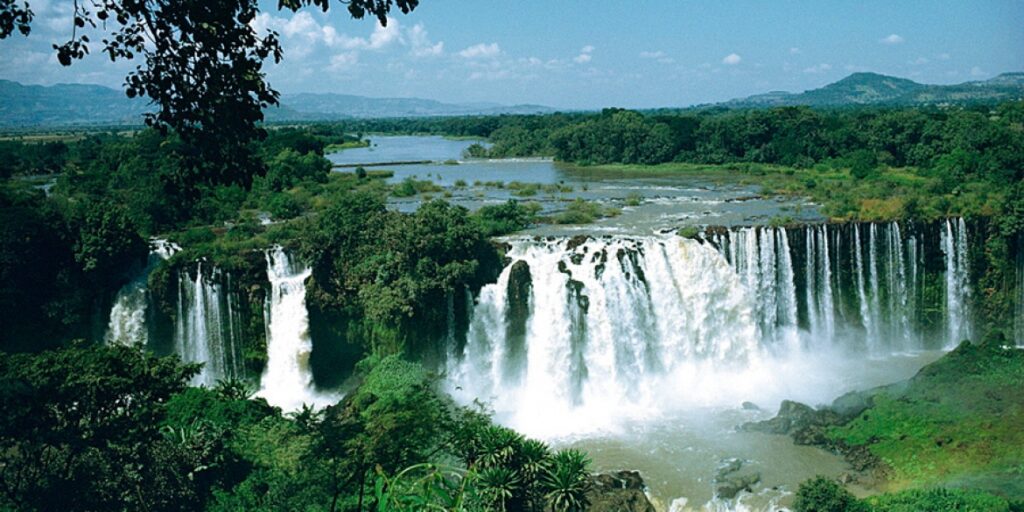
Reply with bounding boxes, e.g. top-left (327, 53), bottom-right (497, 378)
top-left (746, 339), bottom-right (1024, 501)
